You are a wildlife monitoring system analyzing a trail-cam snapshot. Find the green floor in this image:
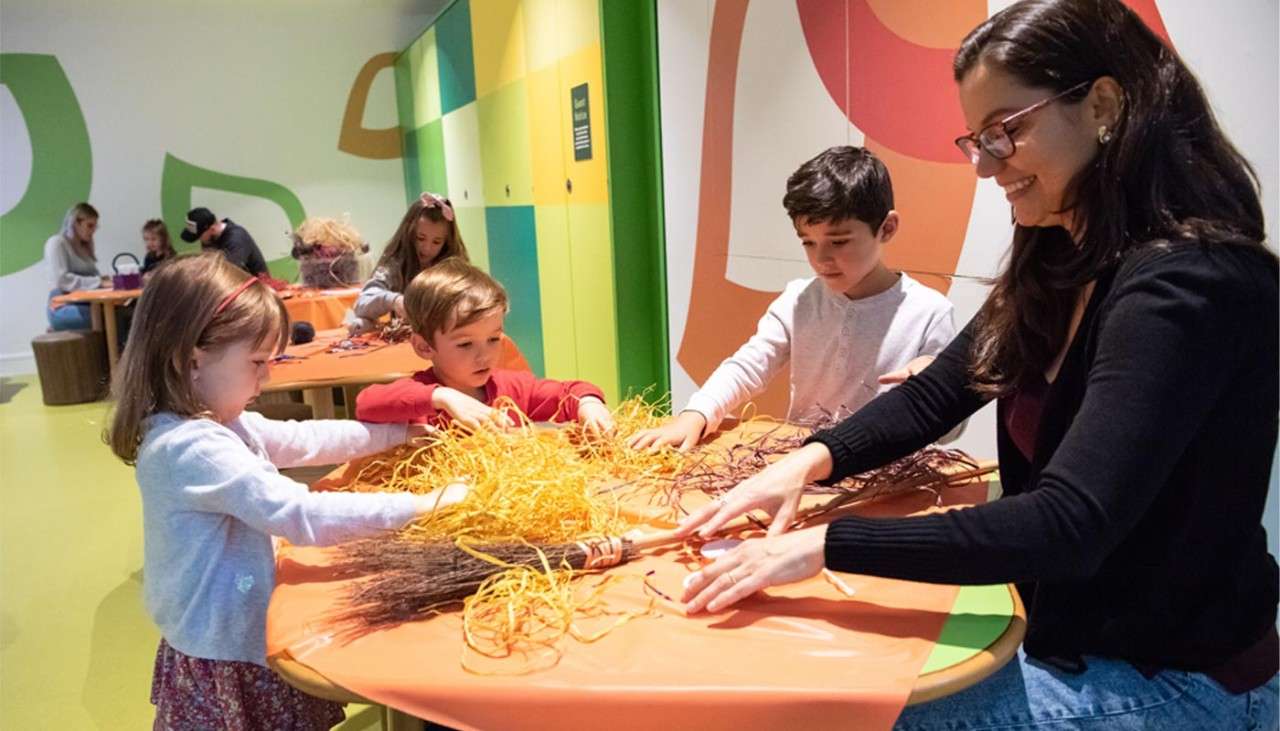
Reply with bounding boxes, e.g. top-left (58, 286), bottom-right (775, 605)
top-left (0, 375), bottom-right (380, 729)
